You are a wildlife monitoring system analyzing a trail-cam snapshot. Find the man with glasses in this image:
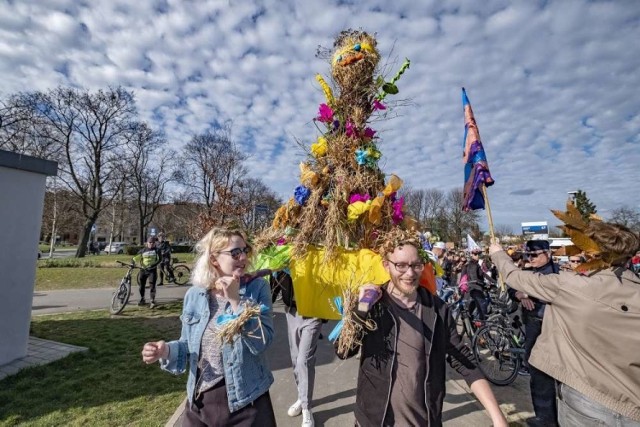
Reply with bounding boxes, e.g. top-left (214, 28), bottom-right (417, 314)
top-left (336, 230), bottom-right (507, 426)
top-left (513, 240), bottom-right (560, 427)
